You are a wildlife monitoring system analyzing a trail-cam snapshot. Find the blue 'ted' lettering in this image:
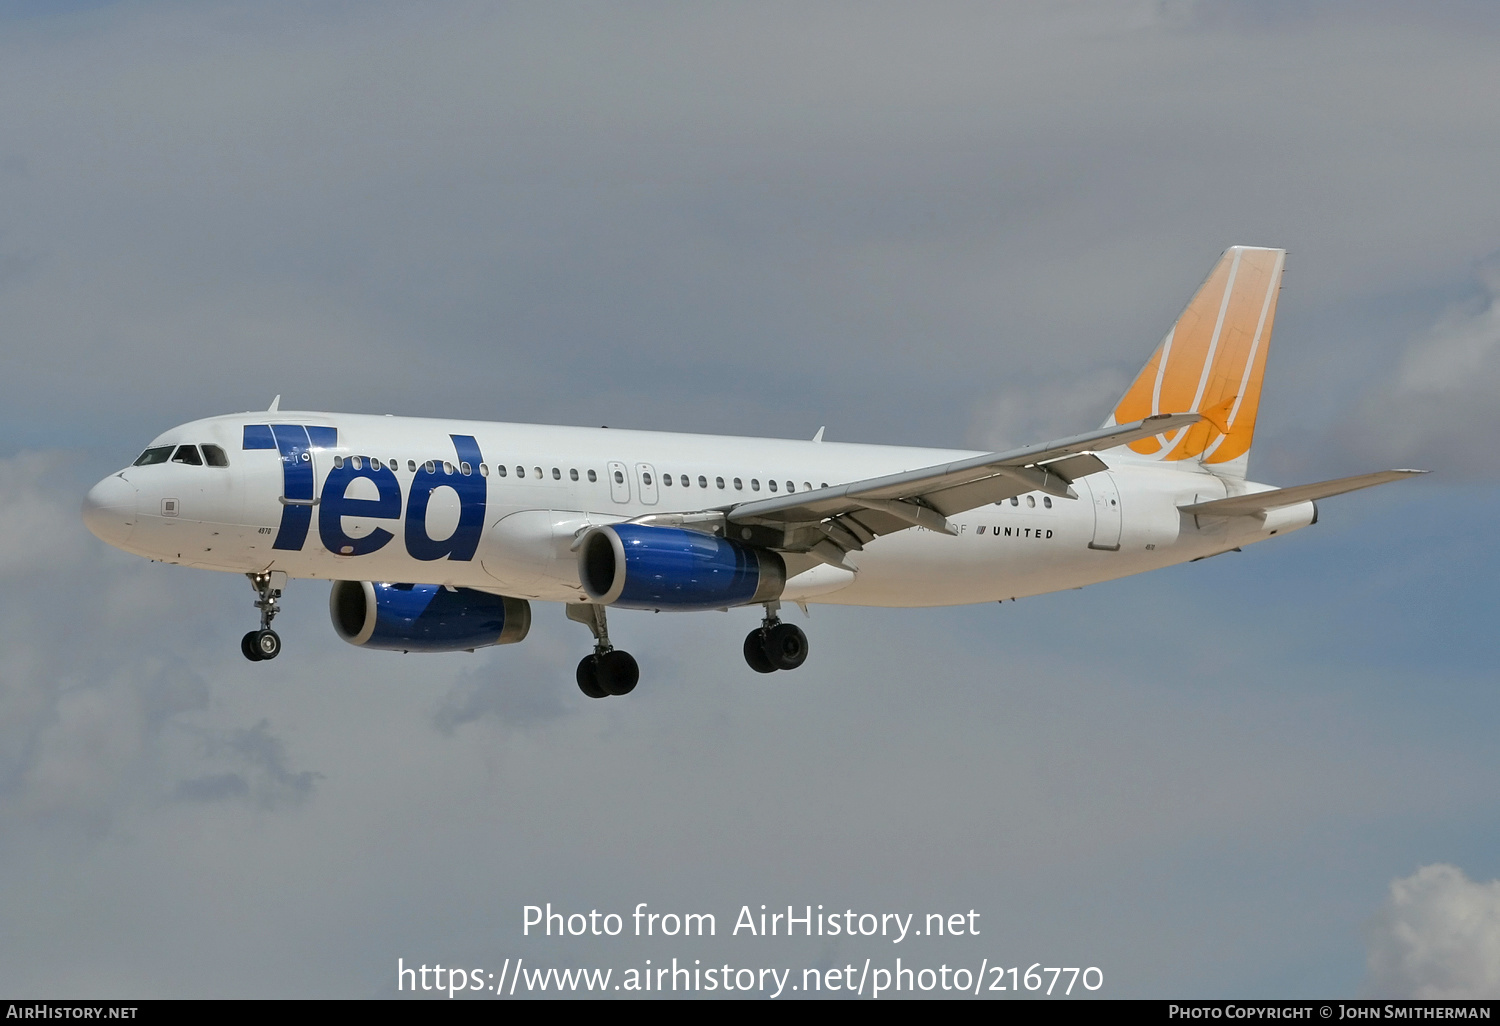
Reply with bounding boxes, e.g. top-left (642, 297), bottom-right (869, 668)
top-left (319, 459), bottom-right (402, 556)
top-left (406, 435), bottom-right (486, 562)
top-left (270, 424), bottom-right (315, 551)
